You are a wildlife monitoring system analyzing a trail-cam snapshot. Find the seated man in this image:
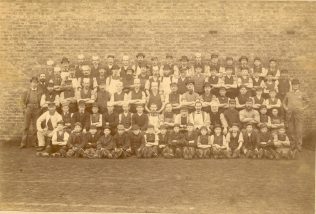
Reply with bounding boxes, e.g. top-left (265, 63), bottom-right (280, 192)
top-left (36, 102), bottom-right (62, 151)
top-left (239, 98), bottom-right (260, 128)
top-left (189, 101), bottom-right (210, 130)
top-left (181, 80), bottom-right (200, 113)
